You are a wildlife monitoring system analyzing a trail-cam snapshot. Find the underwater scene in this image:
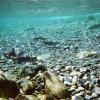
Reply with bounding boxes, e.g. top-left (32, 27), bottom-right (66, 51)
top-left (0, 0), bottom-right (100, 99)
